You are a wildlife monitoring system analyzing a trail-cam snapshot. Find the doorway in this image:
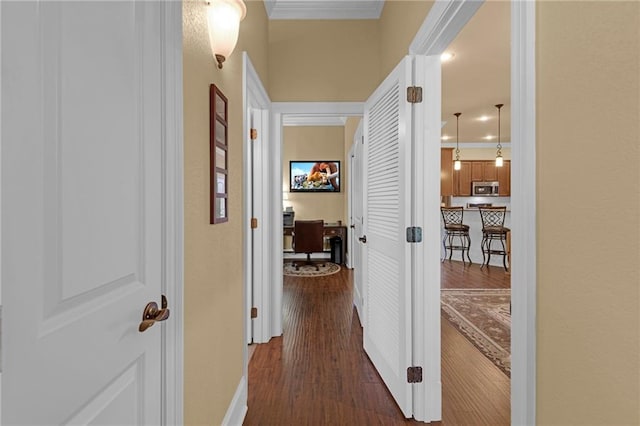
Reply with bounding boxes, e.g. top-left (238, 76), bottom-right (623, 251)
top-left (251, 0), bottom-right (536, 422)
